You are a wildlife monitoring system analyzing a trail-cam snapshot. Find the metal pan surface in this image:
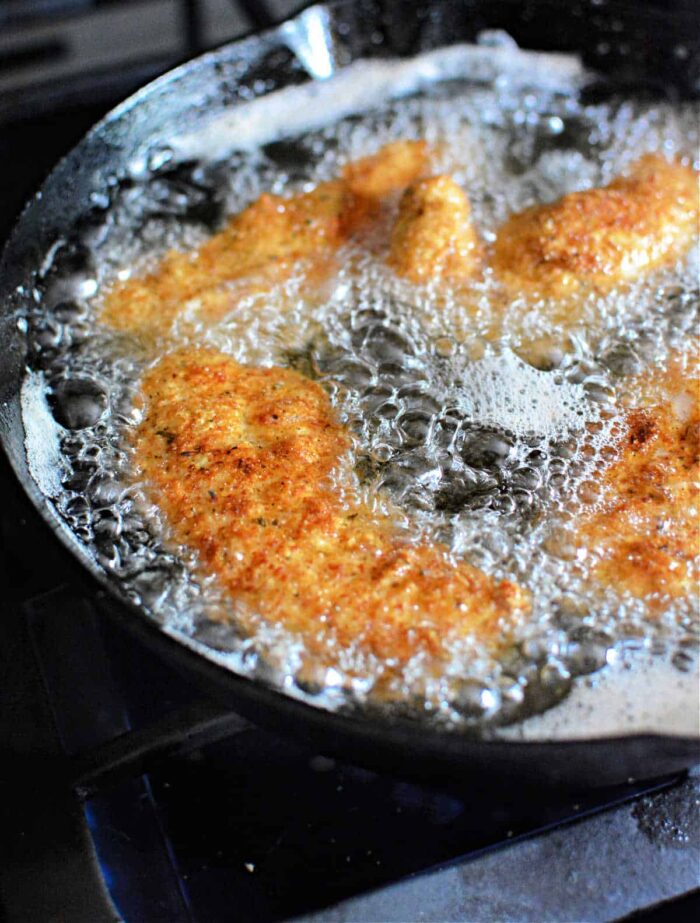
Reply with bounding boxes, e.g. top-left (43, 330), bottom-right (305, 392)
top-left (1, 0), bottom-right (698, 785)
